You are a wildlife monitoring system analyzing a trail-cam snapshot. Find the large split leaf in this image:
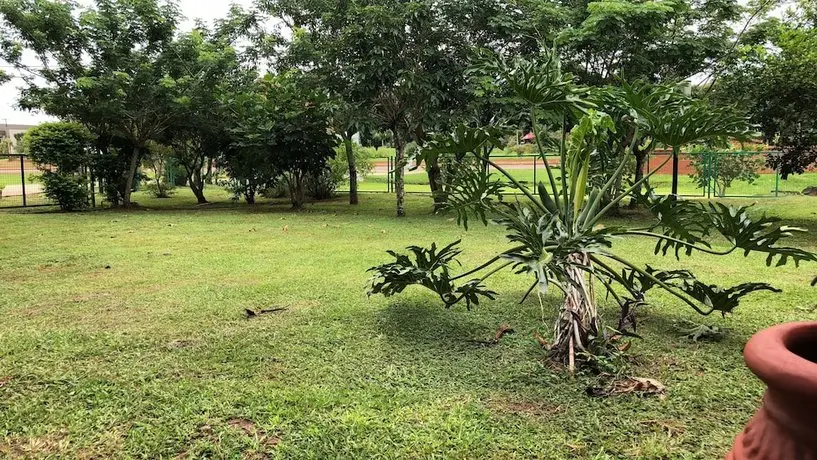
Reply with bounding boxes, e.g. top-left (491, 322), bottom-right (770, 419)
top-left (367, 240), bottom-right (497, 309)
